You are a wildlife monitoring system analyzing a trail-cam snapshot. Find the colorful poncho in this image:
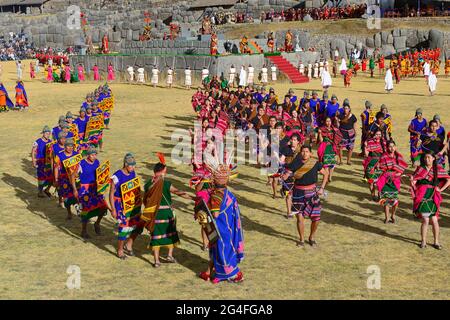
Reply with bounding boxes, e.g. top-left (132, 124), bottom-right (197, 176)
top-left (411, 165), bottom-right (450, 219)
top-left (376, 152), bottom-right (408, 207)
